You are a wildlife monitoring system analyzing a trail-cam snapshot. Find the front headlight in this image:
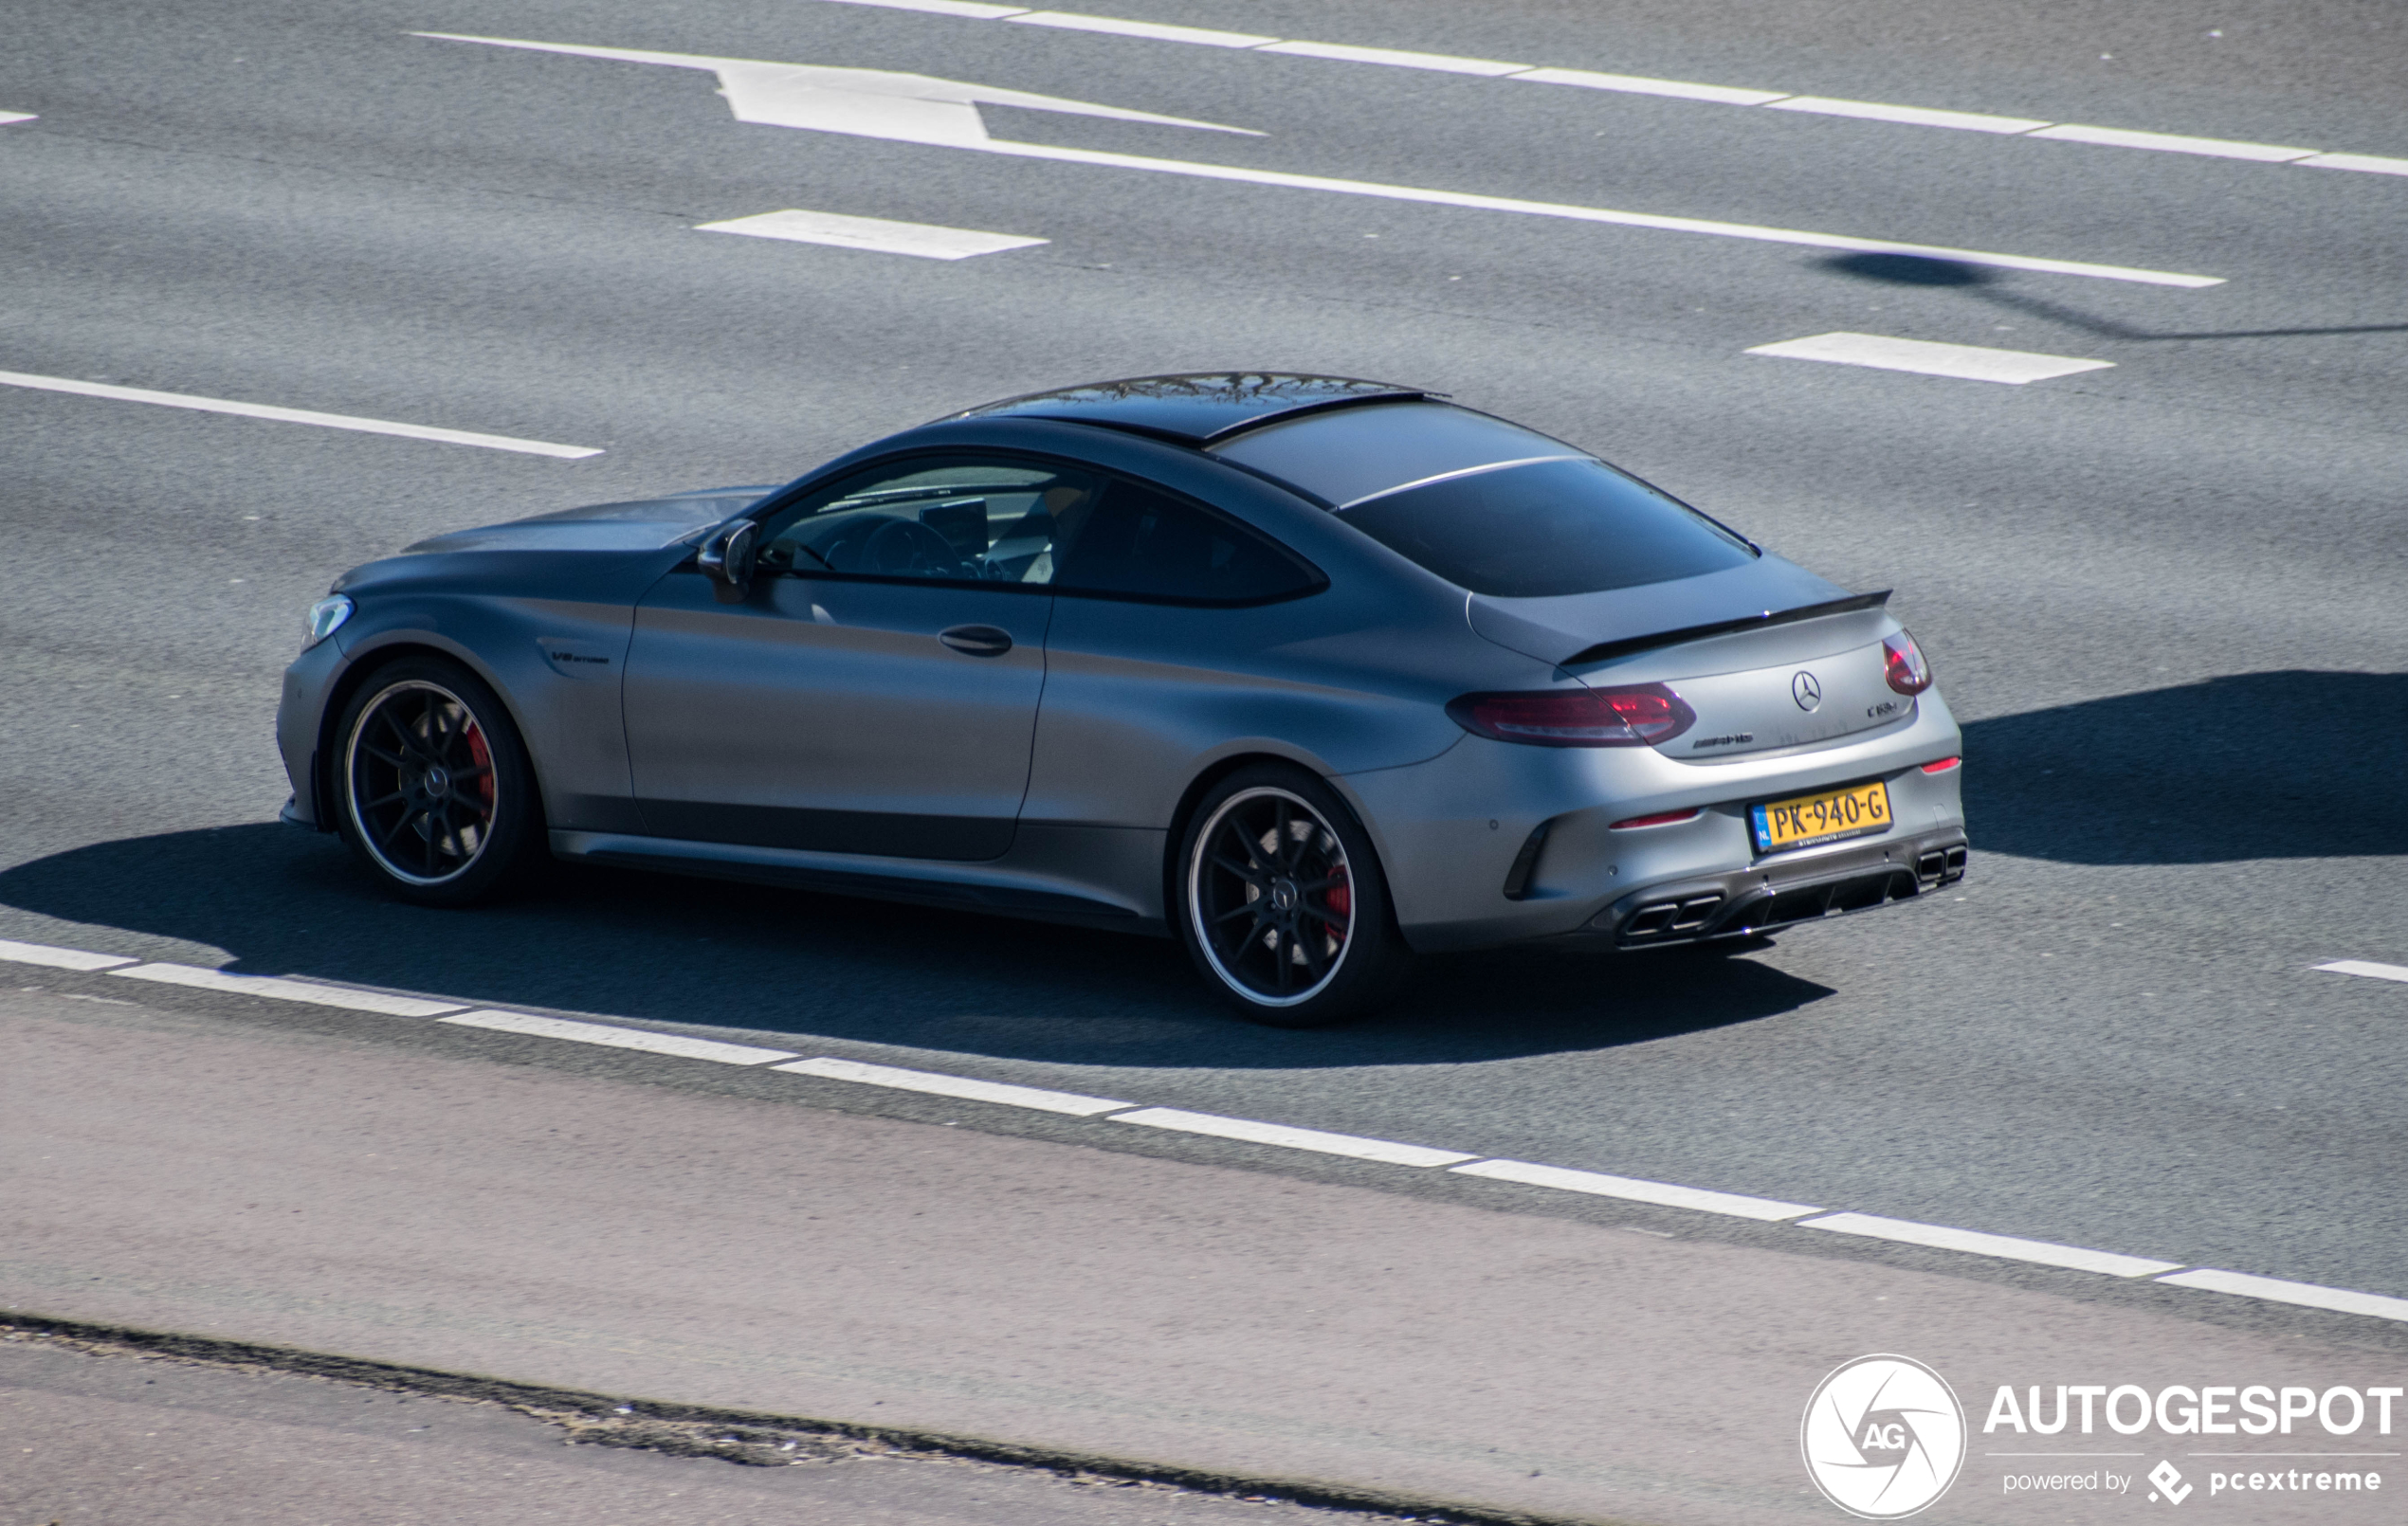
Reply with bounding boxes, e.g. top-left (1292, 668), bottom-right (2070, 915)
top-left (302, 593), bottom-right (354, 650)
